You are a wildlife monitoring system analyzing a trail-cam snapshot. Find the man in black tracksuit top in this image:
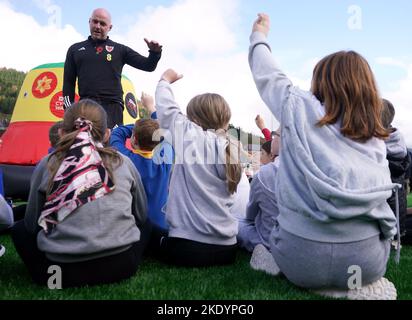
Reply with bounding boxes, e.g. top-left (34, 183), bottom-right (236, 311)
top-left (63, 8), bottom-right (162, 129)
